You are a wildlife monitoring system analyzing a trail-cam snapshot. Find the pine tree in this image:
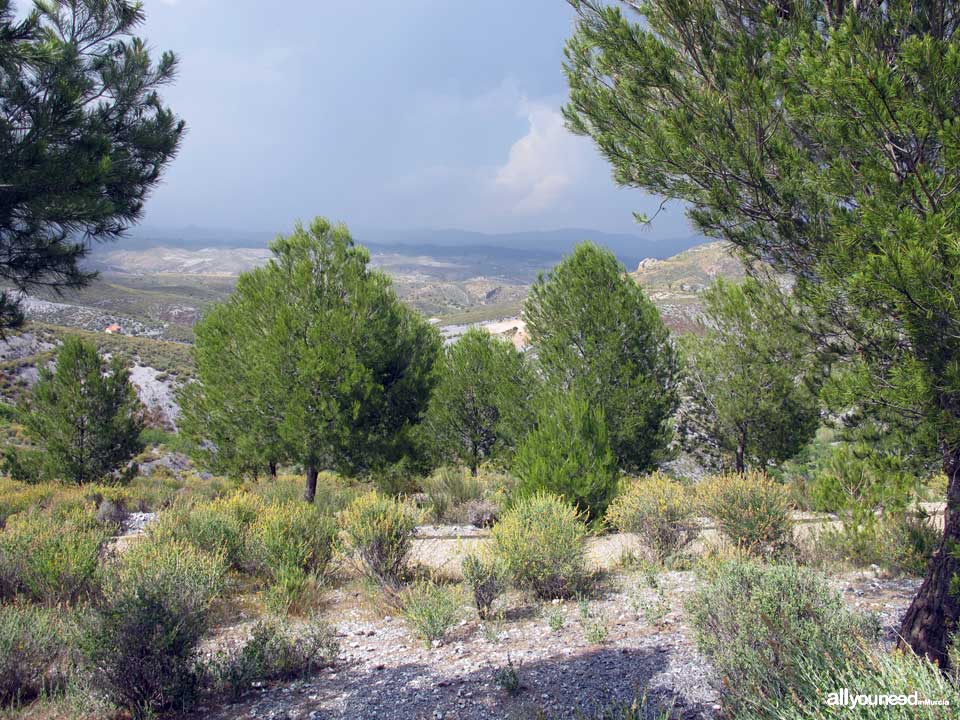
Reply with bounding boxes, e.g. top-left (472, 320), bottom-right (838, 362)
top-left (184, 218), bottom-right (441, 501)
top-left (0, 0), bottom-right (183, 331)
top-left (511, 390), bottom-right (618, 522)
top-left (680, 278), bottom-right (820, 473)
top-left (21, 337), bottom-right (143, 484)
top-left (564, 0), bottom-right (960, 663)
top-left (424, 328), bottom-right (532, 474)
top-left (524, 241), bottom-right (678, 473)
